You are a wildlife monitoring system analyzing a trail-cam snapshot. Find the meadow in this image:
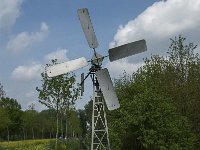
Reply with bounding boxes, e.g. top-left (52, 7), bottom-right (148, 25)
top-left (0, 139), bottom-right (80, 150)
